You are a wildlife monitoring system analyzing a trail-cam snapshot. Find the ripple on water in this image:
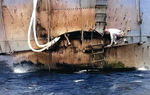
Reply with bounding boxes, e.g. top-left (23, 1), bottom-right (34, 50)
top-left (73, 79), bottom-right (84, 83)
top-left (1, 61), bottom-right (150, 95)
